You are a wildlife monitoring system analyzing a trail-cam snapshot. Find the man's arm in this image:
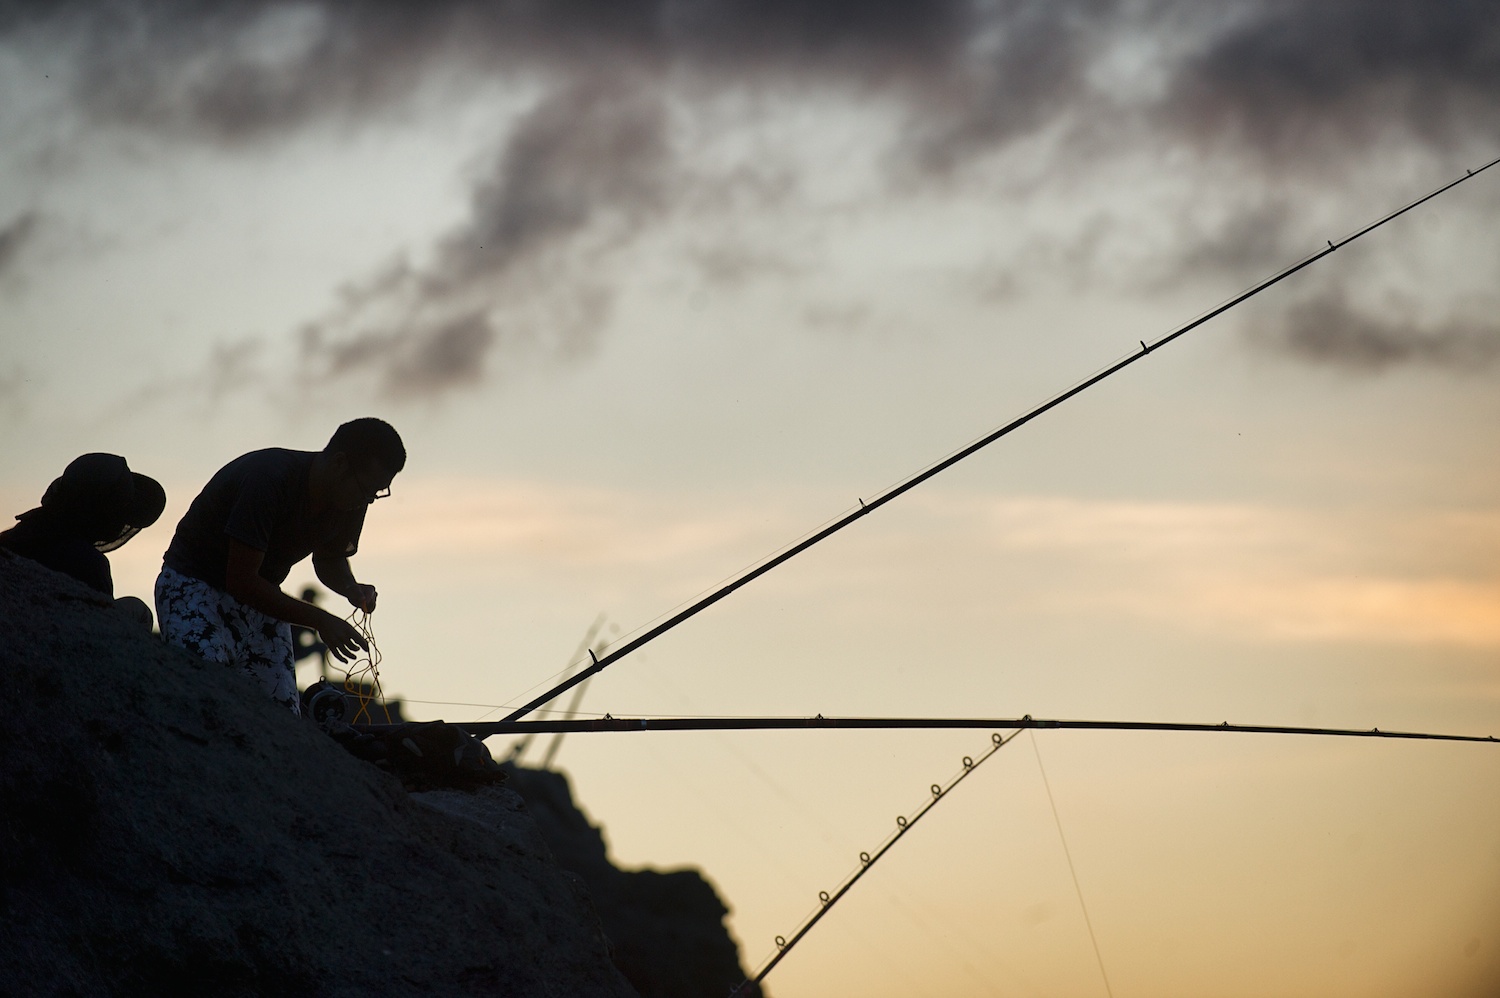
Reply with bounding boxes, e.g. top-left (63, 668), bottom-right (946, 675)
top-left (313, 555), bottom-right (377, 613)
top-left (225, 540), bottom-right (367, 661)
